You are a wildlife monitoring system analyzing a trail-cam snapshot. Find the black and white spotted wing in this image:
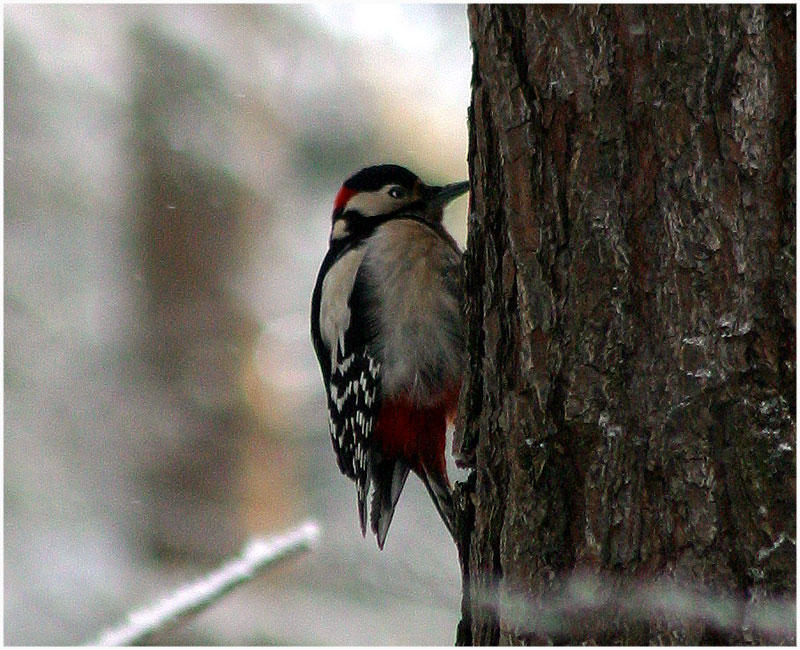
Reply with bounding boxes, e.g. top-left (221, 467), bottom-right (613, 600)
top-left (326, 348), bottom-right (382, 534)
